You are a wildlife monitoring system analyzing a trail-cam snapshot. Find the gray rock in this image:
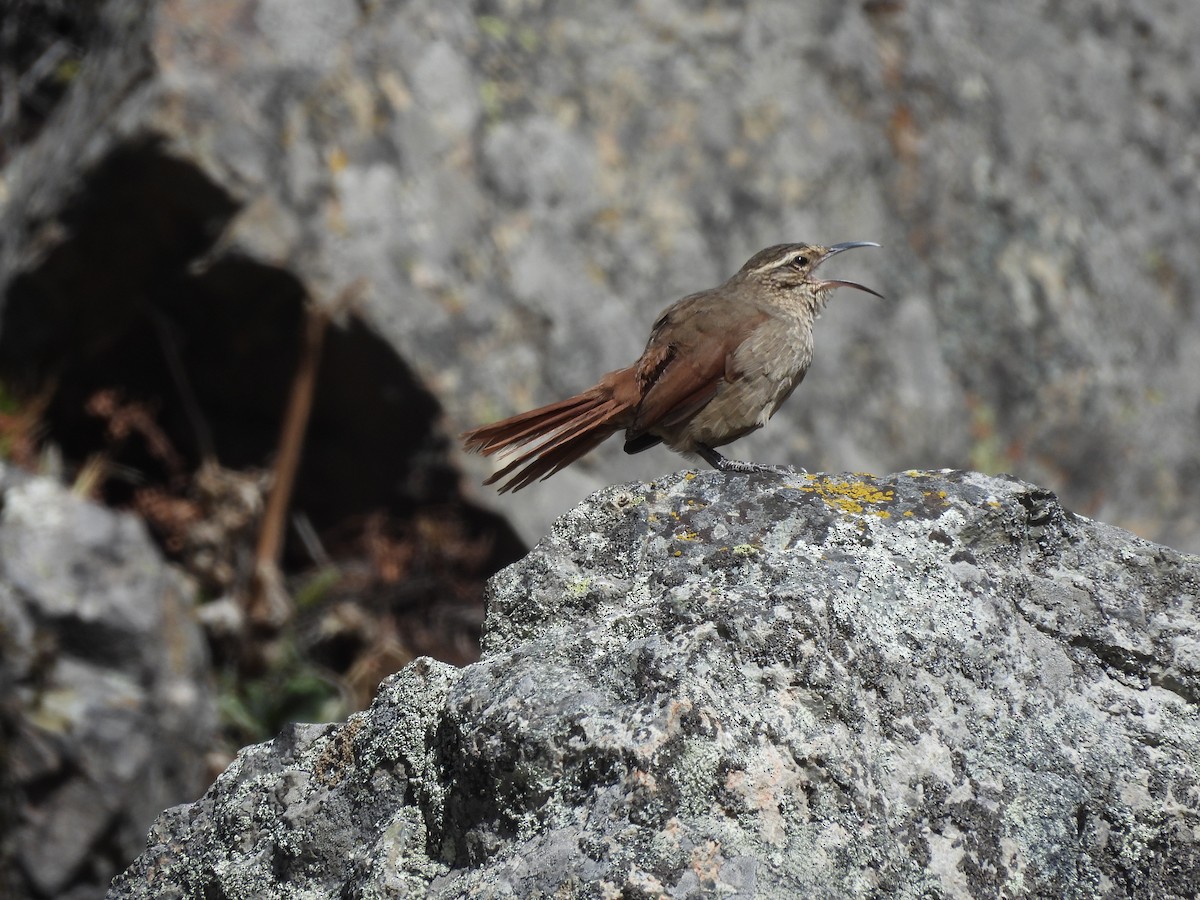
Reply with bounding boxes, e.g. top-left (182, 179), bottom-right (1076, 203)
top-left (109, 470), bottom-right (1200, 898)
top-left (2, 0), bottom-right (1199, 555)
top-left (0, 465), bottom-right (215, 900)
